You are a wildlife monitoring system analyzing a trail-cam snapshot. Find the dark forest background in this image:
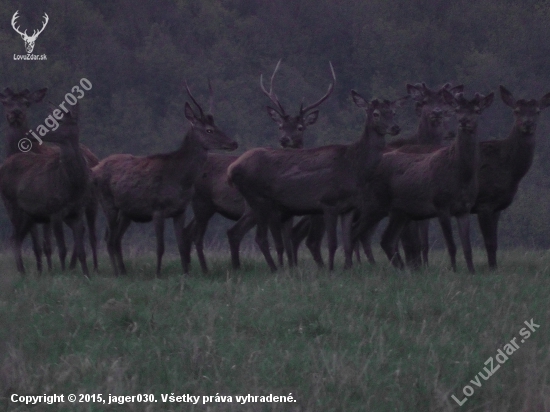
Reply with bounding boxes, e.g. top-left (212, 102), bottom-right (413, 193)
top-left (2, 0), bottom-right (550, 250)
